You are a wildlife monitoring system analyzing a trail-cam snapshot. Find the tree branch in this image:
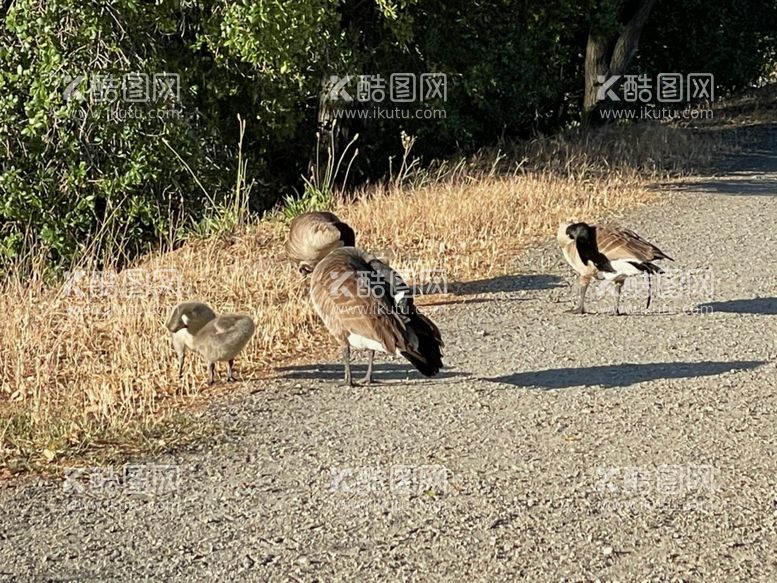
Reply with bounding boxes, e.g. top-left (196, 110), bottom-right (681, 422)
top-left (609, 0), bottom-right (657, 75)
